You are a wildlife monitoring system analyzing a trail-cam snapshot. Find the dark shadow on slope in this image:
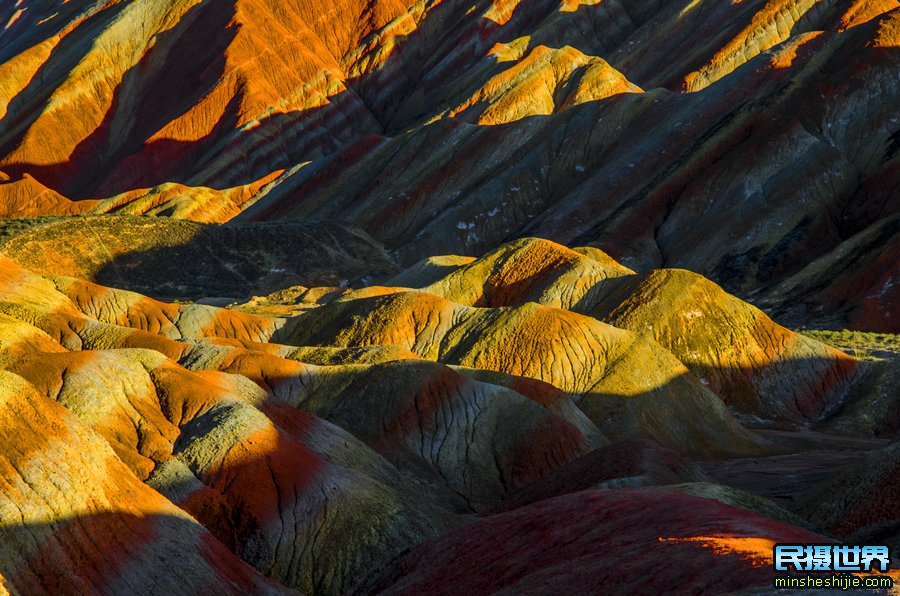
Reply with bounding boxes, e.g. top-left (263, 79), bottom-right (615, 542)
top-left (604, 0), bottom-right (847, 89)
top-left (0, 0), bottom-right (672, 199)
top-left (0, 0), bottom-right (238, 197)
top-left (242, 34), bottom-right (900, 295)
top-left (342, 0), bottom-right (562, 130)
top-left (0, 215), bottom-right (397, 298)
top-left (3, 310), bottom-right (894, 592)
top-left (2, 3), bottom-right (897, 333)
top-left (0, 2), bottom-right (130, 158)
top-left (0, 511), bottom-right (286, 594)
top-left (1, 86), bottom-right (379, 202)
top-left (752, 216), bottom-right (900, 334)
top-left (348, 488), bottom-right (862, 596)
top-left (0, 357), bottom-right (459, 595)
top-left (0, 2), bottom-right (104, 64)
top-left (157, 401), bottom-right (455, 596)
top-left (495, 437), bottom-right (709, 512)
top-left (0, 0), bottom-right (383, 197)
